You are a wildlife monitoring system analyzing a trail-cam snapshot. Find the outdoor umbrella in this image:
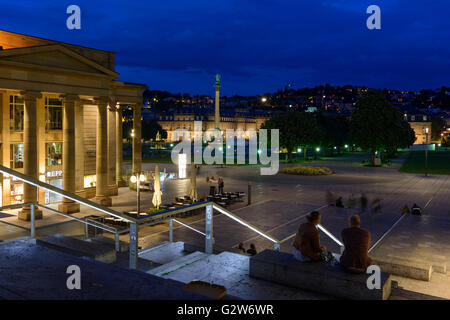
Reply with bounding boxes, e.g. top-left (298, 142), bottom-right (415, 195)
top-left (152, 165), bottom-right (162, 209)
top-left (189, 163), bottom-right (198, 202)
